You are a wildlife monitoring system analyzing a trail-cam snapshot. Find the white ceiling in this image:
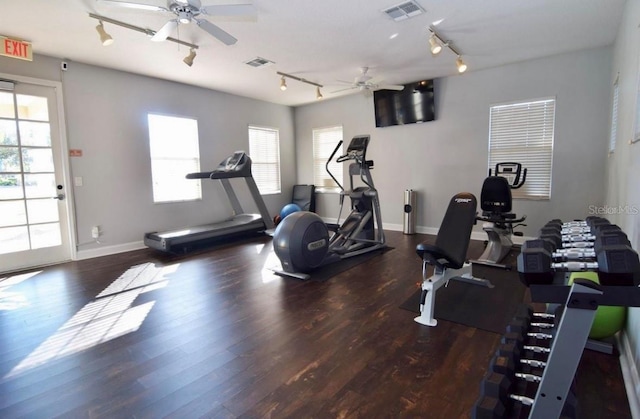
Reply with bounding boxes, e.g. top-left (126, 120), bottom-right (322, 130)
top-left (1, 0), bottom-right (627, 107)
